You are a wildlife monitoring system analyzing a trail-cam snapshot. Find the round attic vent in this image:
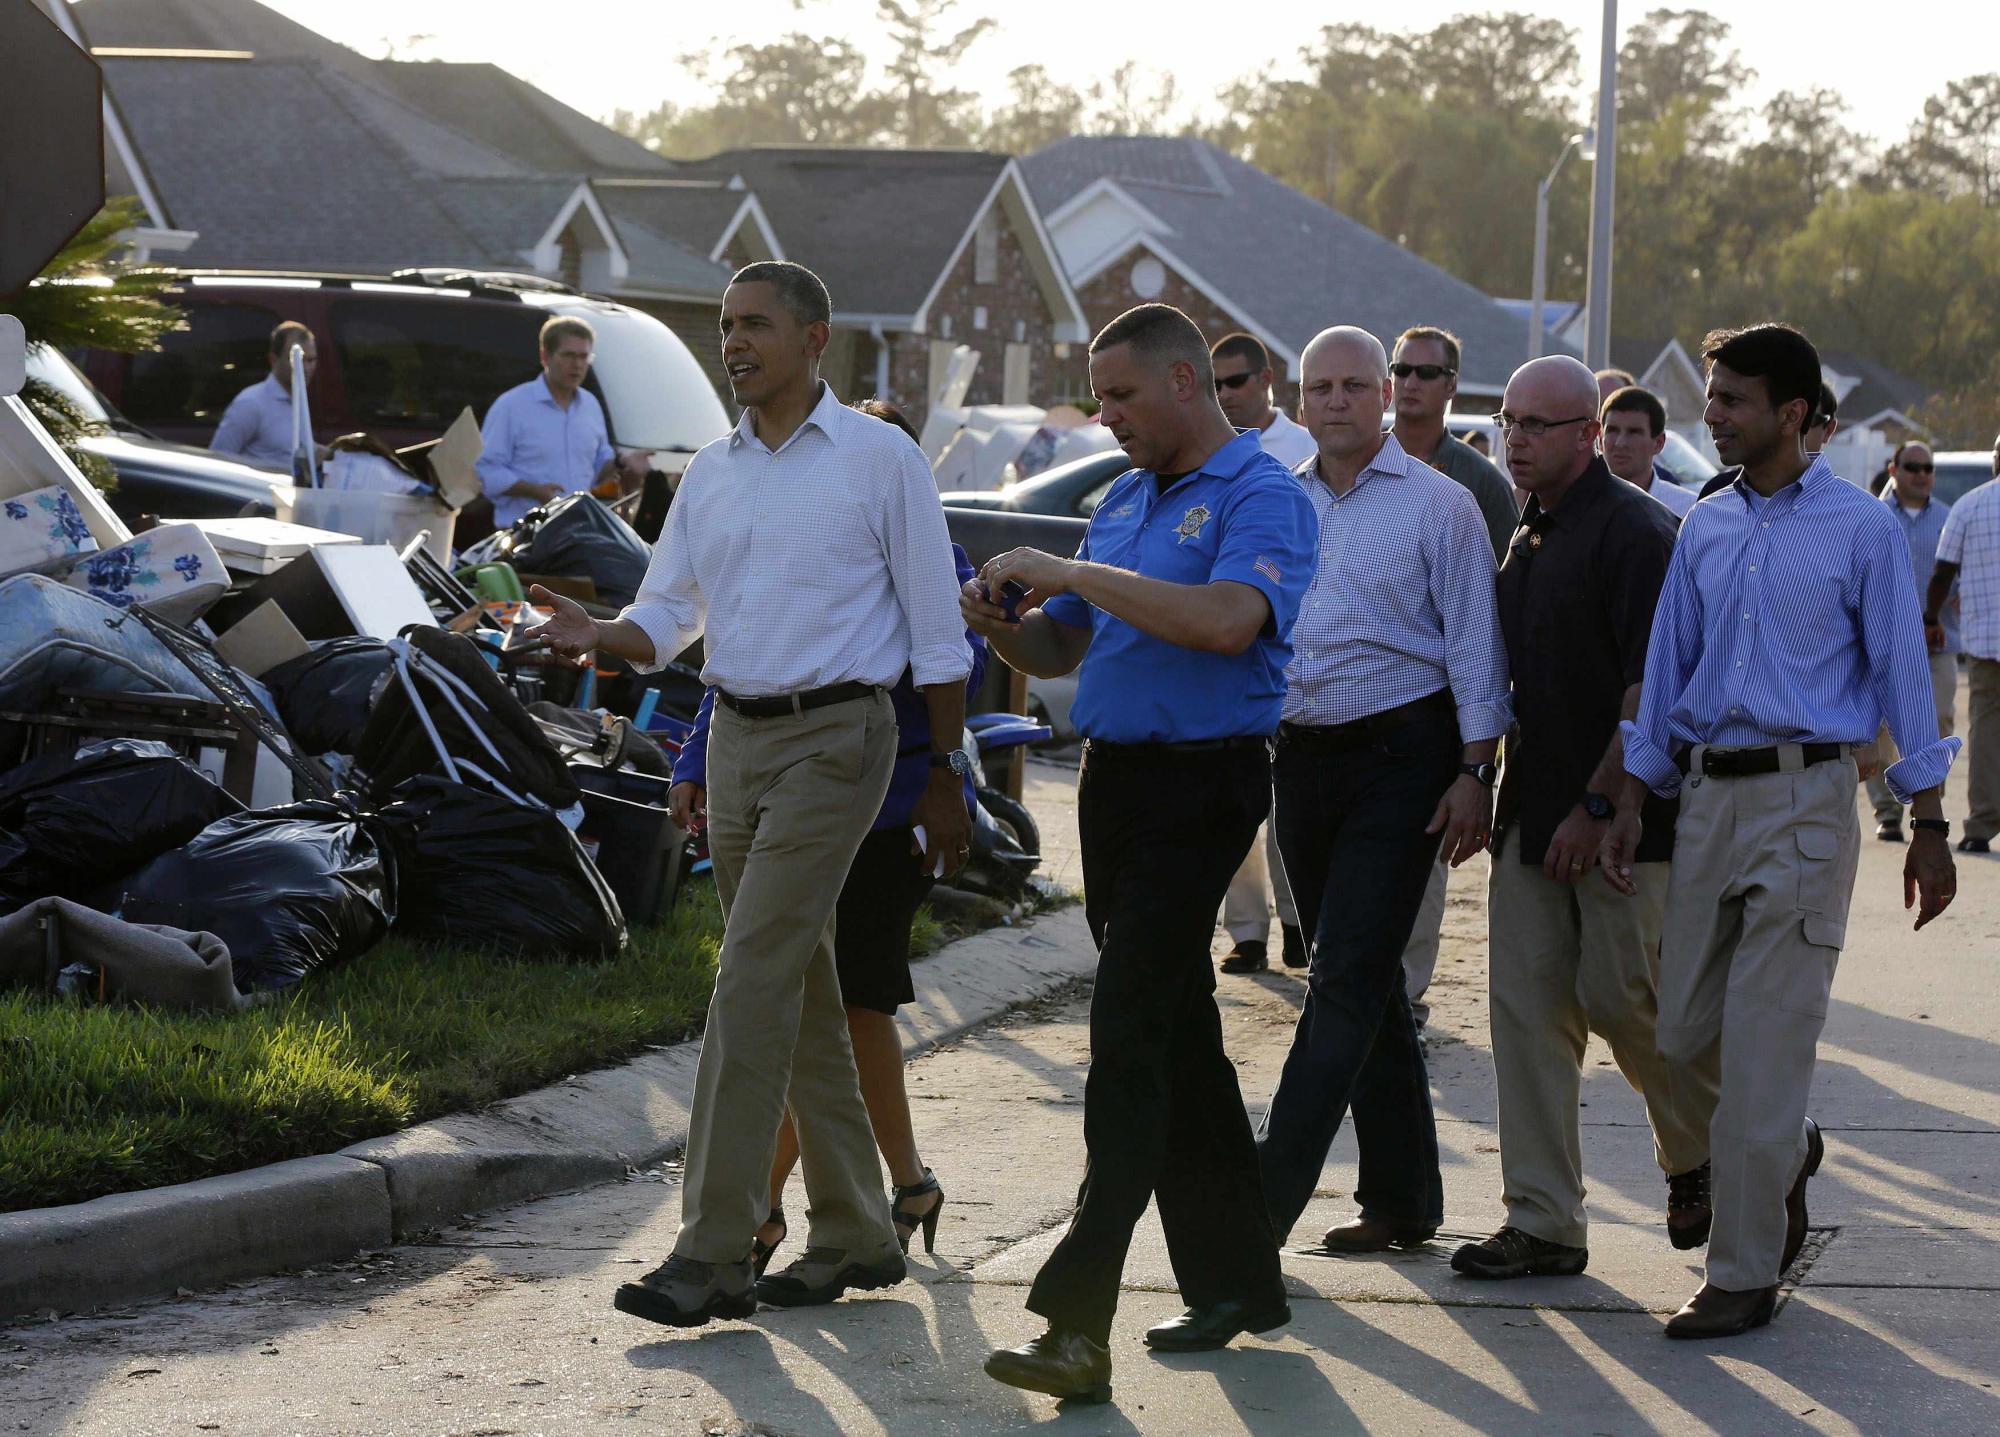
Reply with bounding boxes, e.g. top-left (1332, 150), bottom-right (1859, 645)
top-left (1130, 256), bottom-right (1166, 299)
